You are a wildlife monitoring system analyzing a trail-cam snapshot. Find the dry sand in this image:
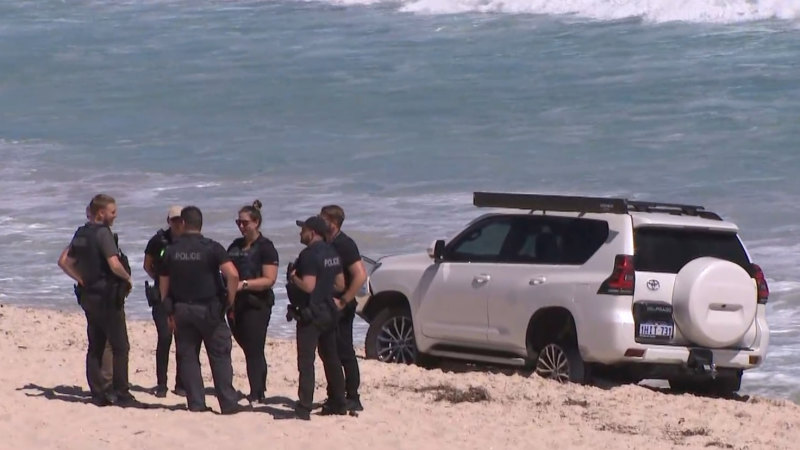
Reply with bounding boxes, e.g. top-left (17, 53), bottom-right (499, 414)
top-left (1, 303), bottom-right (798, 449)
